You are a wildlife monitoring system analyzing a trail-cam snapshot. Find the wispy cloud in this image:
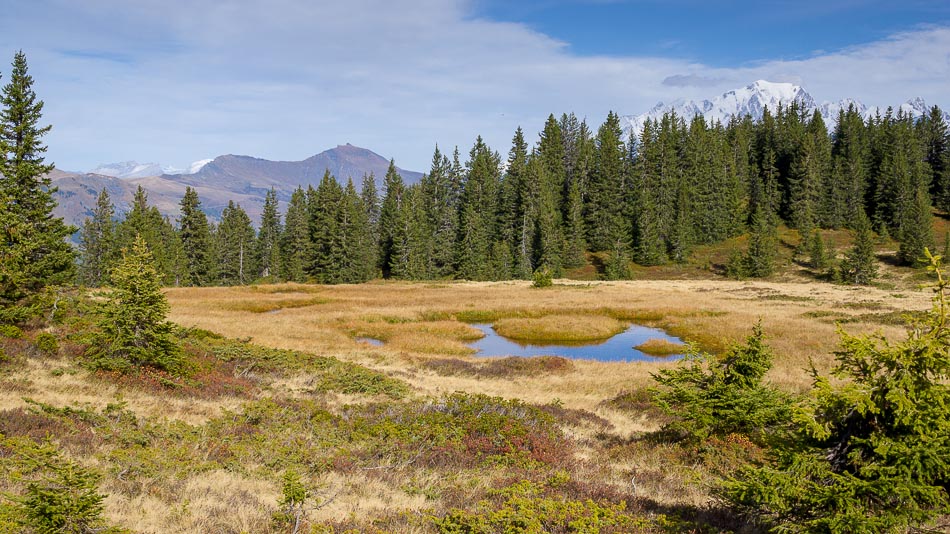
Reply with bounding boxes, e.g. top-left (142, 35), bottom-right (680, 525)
top-left (0, 1), bottom-right (947, 172)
